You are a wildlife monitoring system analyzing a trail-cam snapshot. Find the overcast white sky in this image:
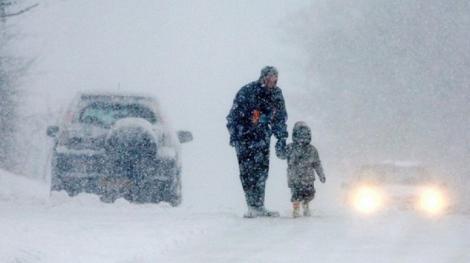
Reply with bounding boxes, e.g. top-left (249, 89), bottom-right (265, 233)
top-left (8, 0), bottom-right (469, 192)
